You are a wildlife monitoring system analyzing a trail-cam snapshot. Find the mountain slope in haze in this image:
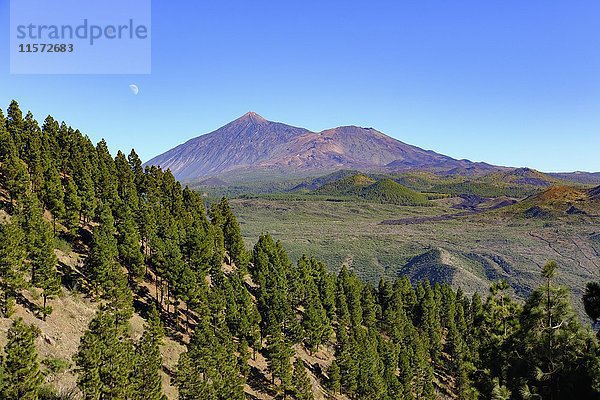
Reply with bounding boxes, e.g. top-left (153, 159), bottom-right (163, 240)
top-left (145, 112), bottom-right (500, 182)
top-left (549, 171), bottom-right (600, 185)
